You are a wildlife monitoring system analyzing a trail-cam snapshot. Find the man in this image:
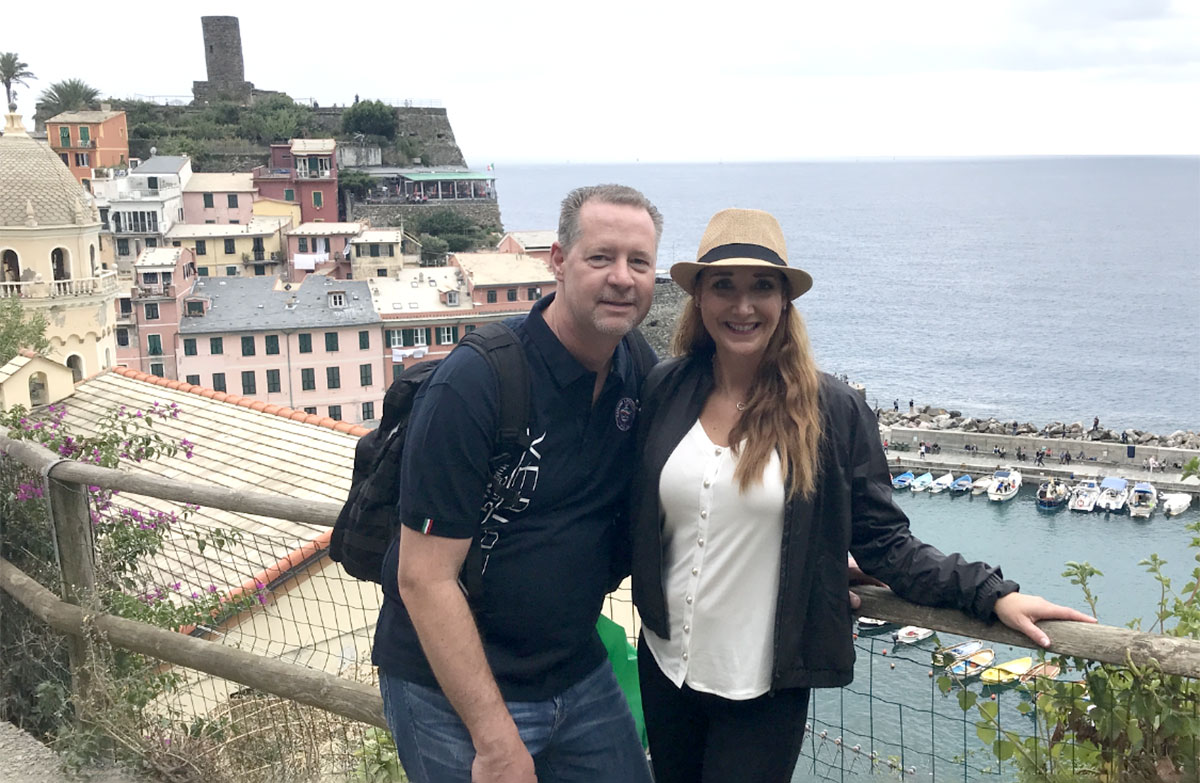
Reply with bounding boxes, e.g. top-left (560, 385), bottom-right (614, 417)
top-left (372, 185), bottom-right (661, 783)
